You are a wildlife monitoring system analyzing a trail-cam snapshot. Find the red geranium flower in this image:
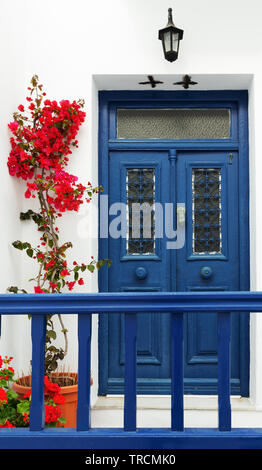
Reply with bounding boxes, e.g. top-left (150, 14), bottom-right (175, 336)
top-left (0, 420), bottom-right (15, 428)
top-left (53, 393), bottom-right (66, 405)
top-left (0, 388), bottom-right (8, 405)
